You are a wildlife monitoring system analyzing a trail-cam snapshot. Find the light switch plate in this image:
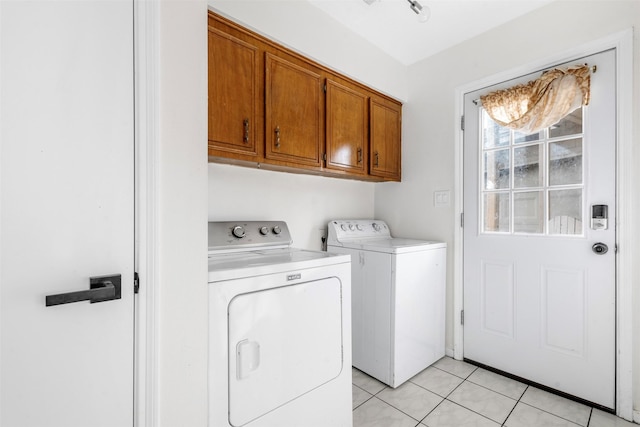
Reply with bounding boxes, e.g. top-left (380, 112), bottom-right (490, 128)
top-left (434, 190), bottom-right (450, 207)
